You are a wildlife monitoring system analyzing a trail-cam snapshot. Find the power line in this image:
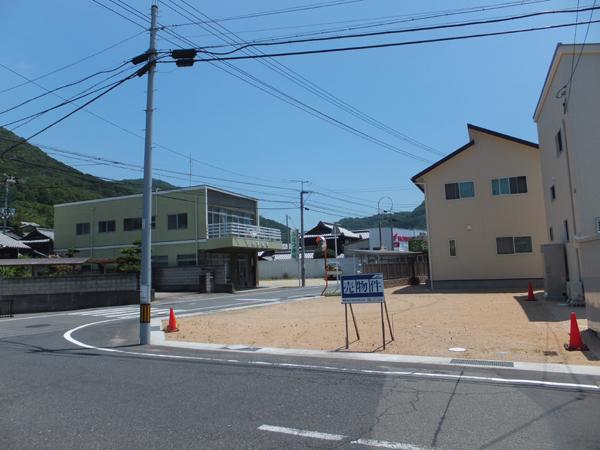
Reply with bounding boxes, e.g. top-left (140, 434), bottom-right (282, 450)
top-left (195, 5), bottom-right (600, 56)
top-left (0, 69), bottom-right (139, 159)
top-left (168, 18), bottom-right (600, 63)
top-left (0, 60), bottom-right (131, 116)
top-left (0, 30), bottom-right (145, 95)
top-left (164, 0), bottom-right (364, 27)
top-left (159, 0), bottom-right (434, 162)
top-left (181, 0), bottom-right (554, 48)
